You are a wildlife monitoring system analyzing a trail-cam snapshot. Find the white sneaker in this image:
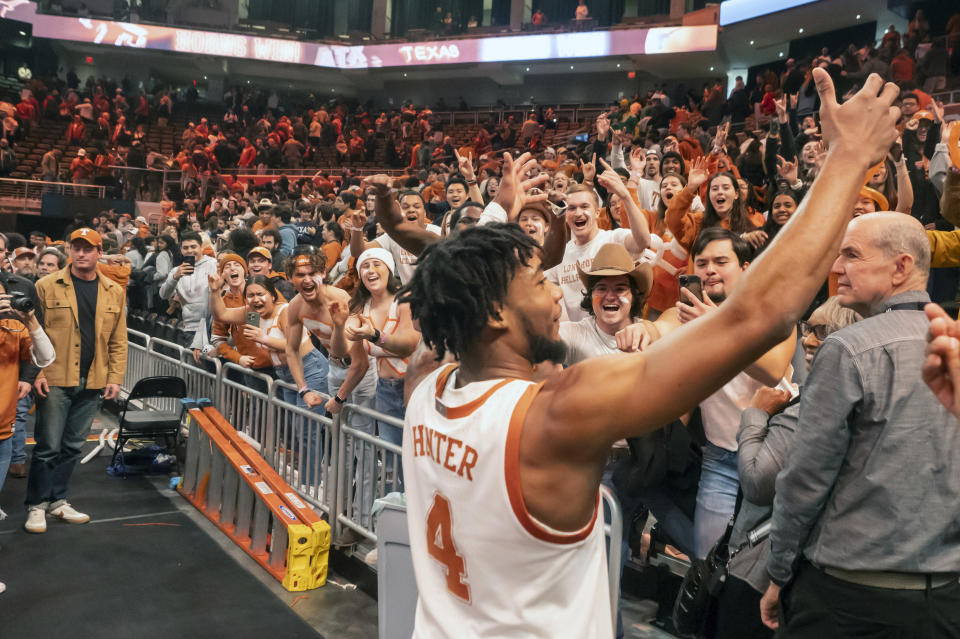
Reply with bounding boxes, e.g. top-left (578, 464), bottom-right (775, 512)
top-left (24, 506), bottom-right (47, 534)
top-left (48, 501), bottom-right (90, 524)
